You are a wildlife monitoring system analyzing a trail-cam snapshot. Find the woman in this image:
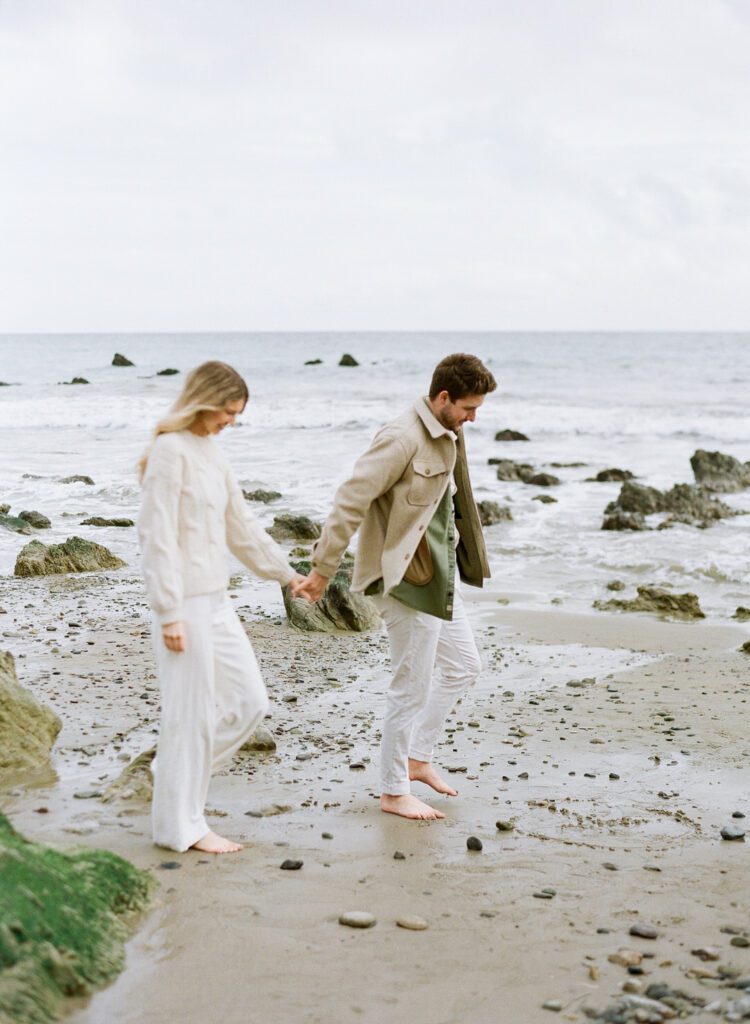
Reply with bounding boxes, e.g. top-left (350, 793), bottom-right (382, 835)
top-left (138, 361), bottom-right (304, 854)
